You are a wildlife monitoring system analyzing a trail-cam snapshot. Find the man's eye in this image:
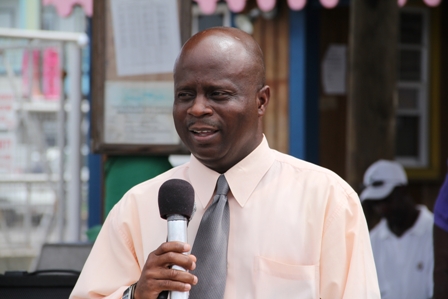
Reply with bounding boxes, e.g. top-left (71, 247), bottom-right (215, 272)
top-left (211, 91), bottom-right (229, 98)
top-left (177, 92), bottom-right (194, 99)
